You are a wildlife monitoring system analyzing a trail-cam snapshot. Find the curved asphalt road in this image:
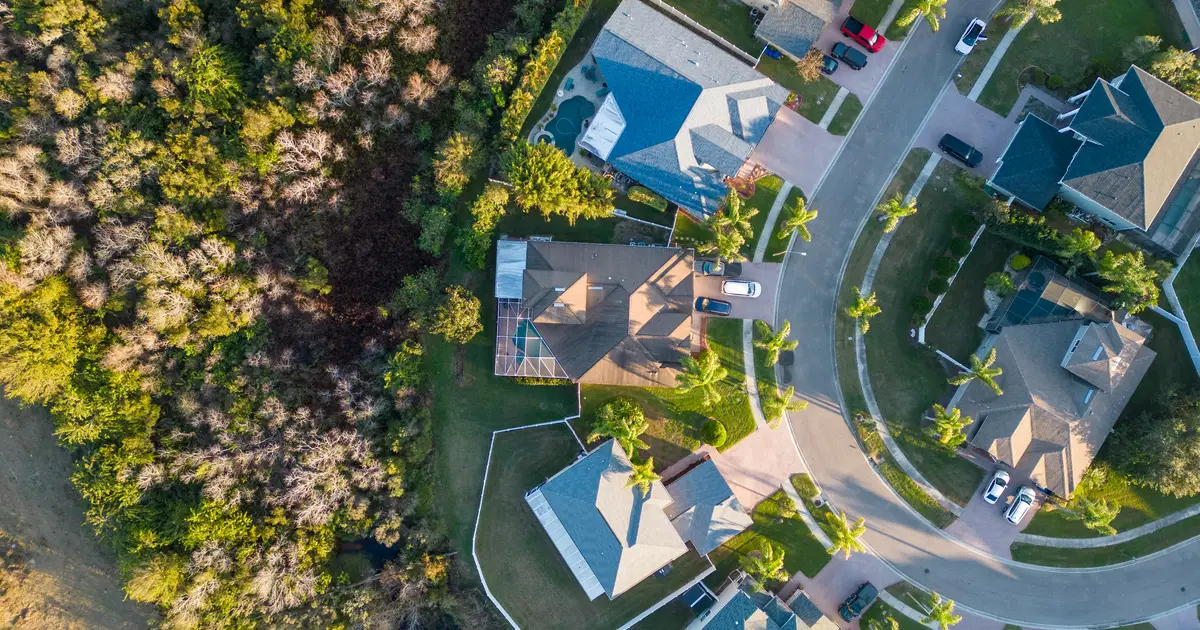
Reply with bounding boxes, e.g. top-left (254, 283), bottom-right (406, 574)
top-left (777, 6), bottom-right (1200, 627)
